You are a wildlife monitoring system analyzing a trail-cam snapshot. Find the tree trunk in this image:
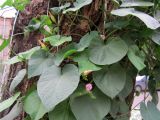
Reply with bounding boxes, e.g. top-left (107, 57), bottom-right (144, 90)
top-left (0, 0), bottom-right (135, 119)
